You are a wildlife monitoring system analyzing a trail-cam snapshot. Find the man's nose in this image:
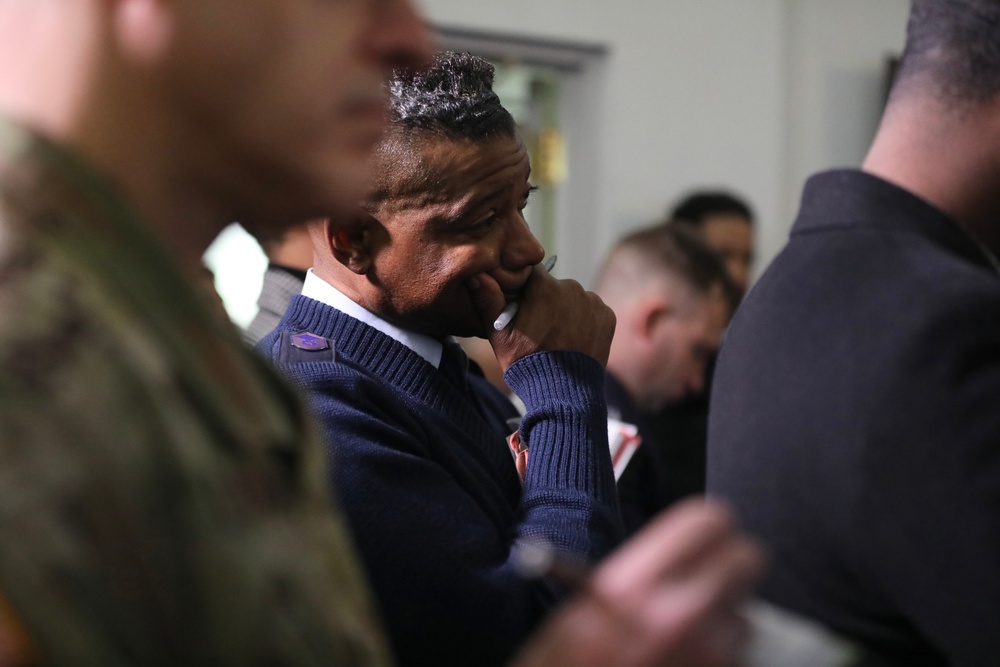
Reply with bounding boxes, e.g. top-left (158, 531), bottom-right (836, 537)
top-left (727, 259), bottom-right (749, 295)
top-left (502, 216), bottom-right (545, 270)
